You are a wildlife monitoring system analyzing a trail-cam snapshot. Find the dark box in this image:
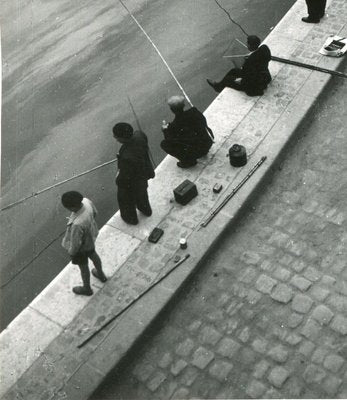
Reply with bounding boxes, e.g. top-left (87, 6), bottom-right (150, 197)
top-left (174, 179), bottom-right (198, 205)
